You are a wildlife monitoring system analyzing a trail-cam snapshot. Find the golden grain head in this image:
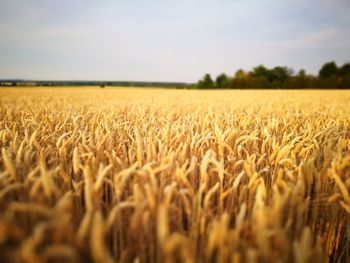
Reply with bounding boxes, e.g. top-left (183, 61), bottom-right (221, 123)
top-left (0, 88), bottom-right (349, 263)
